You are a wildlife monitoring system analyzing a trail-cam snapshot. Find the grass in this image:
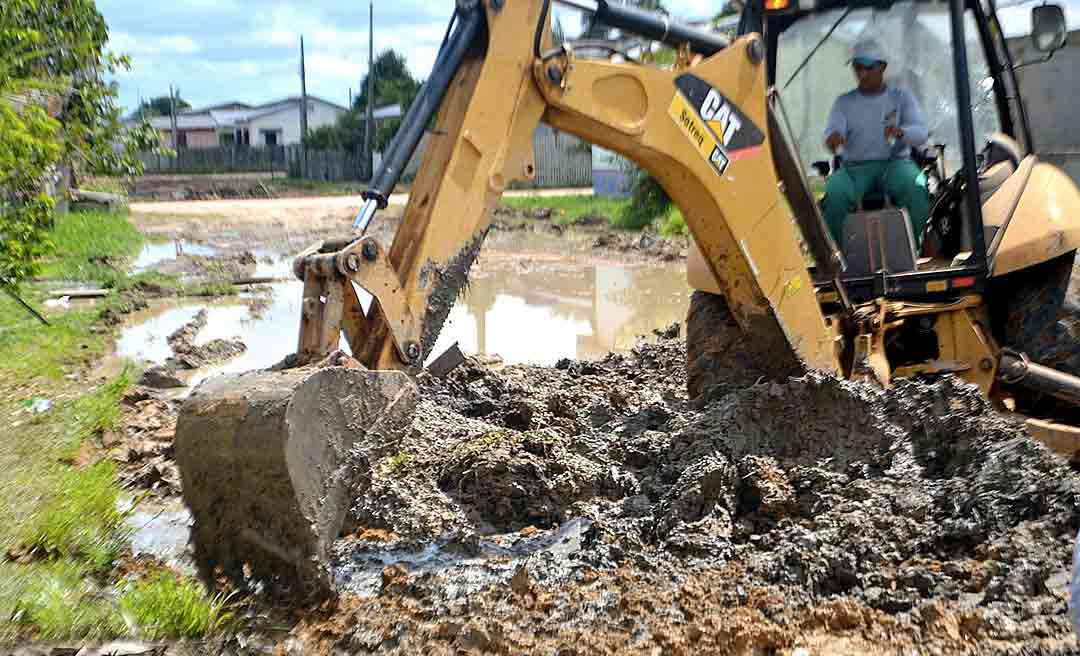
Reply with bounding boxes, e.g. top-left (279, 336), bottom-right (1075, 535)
top-left (268, 177), bottom-right (365, 196)
top-left (0, 209), bottom-right (237, 643)
top-left (501, 195), bottom-right (630, 227)
top-left (36, 209), bottom-right (144, 285)
top-left (1, 560), bottom-right (124, 642)
top-left (659, 206), bottom-right (688, 238)
top-left (80, 177), bottom-right (130, 199)
top-left (383, 452), bottom-right (416, 478)
top-left (451, 429), bottom-right (514, 460)
top-left (118, 573), bottom-right (237, 640)
top-left (119, 271), bottom-right (234, 299)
